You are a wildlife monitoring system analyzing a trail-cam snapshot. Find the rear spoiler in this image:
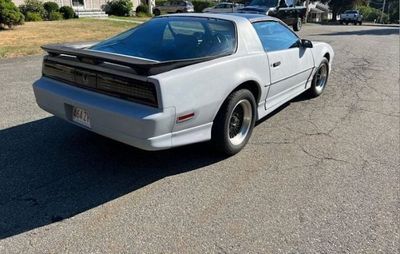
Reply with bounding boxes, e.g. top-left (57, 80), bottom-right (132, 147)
top-left (41, 44), bottom-right (227, 75)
